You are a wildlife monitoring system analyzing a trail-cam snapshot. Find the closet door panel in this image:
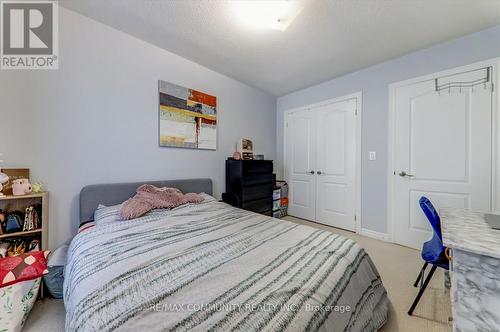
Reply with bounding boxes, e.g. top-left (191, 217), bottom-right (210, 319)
top-left (315, 100), bottom-right (356, 231)
top-left (286, 110), bottom-right (316, 221)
